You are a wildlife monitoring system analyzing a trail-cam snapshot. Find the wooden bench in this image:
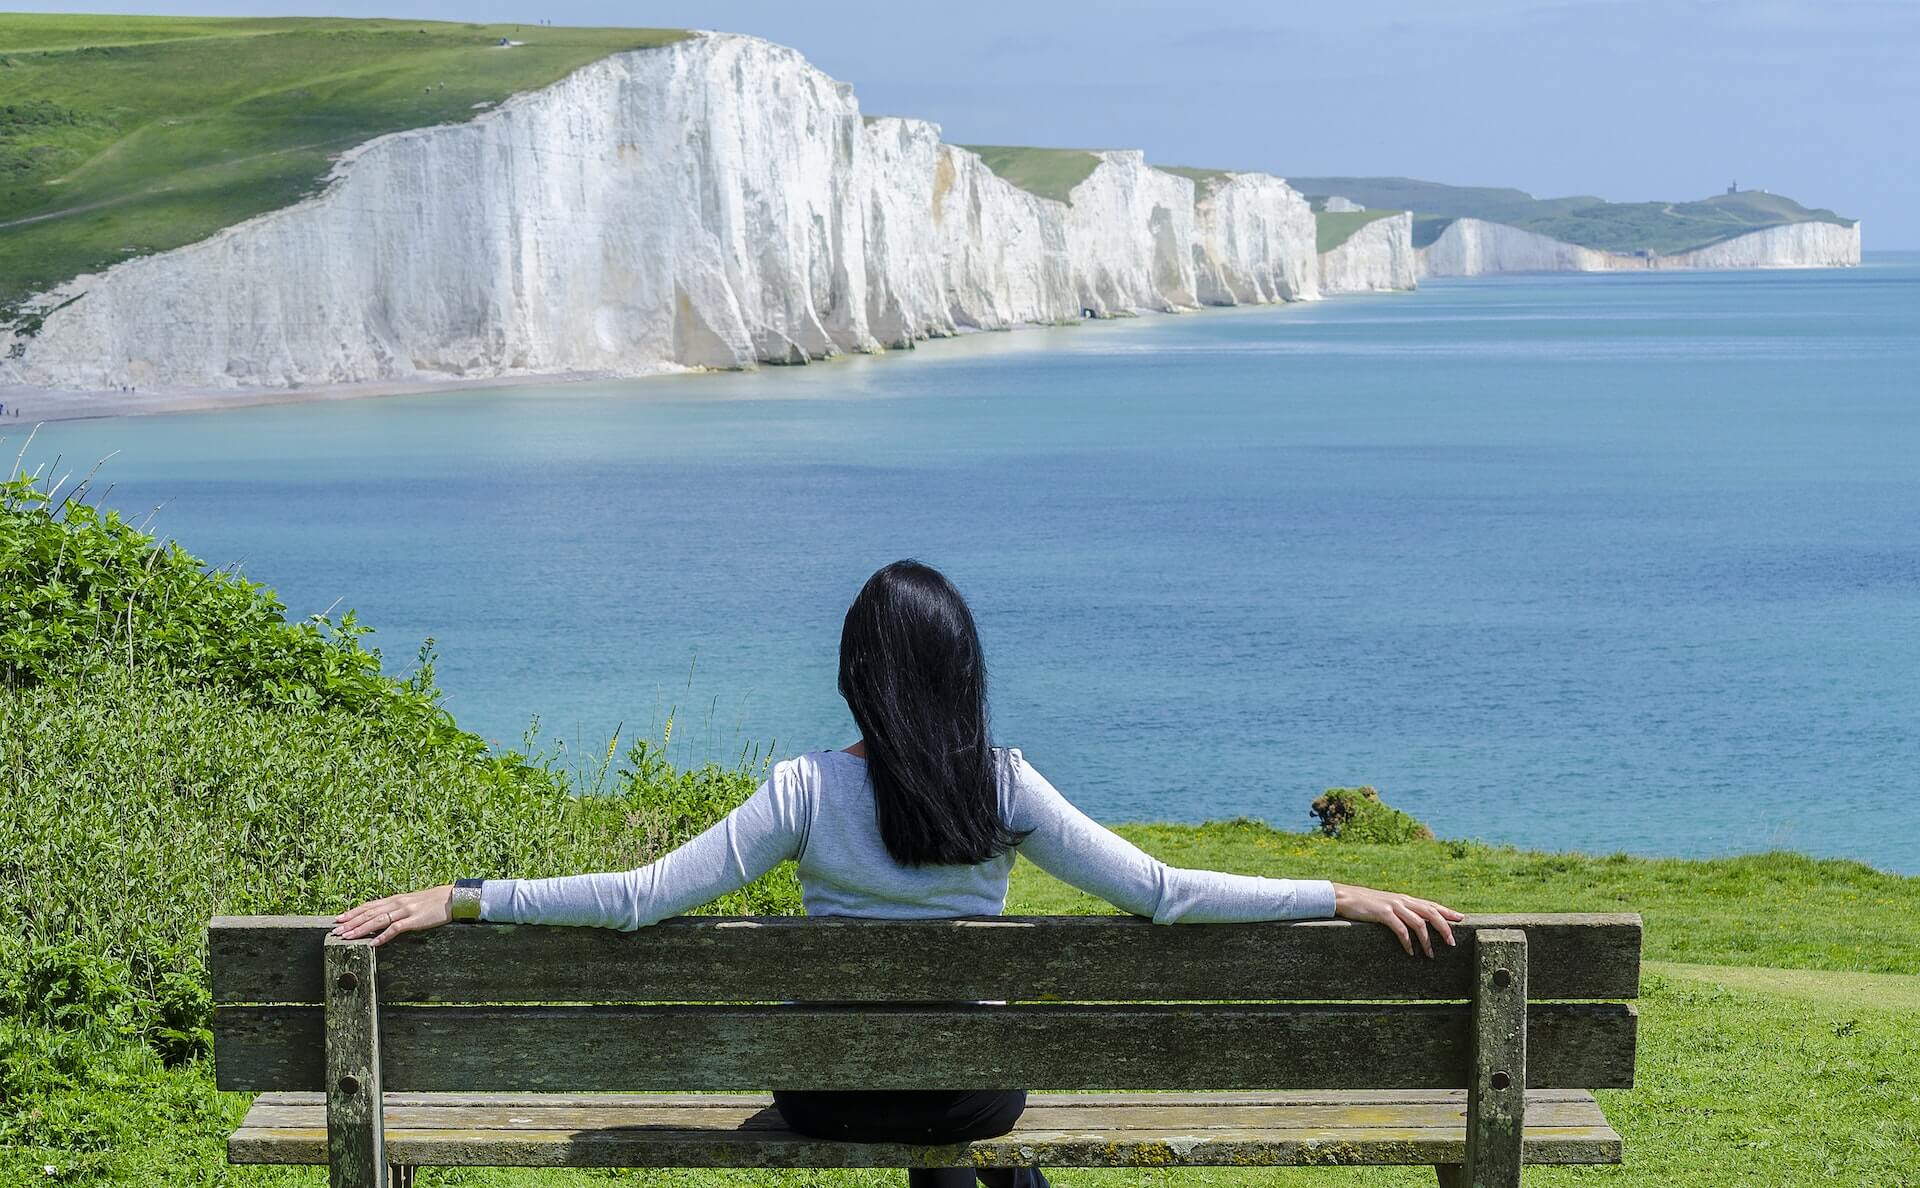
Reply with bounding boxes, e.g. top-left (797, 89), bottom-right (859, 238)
top-left (210, 912), bottom-right (1641, 1187)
